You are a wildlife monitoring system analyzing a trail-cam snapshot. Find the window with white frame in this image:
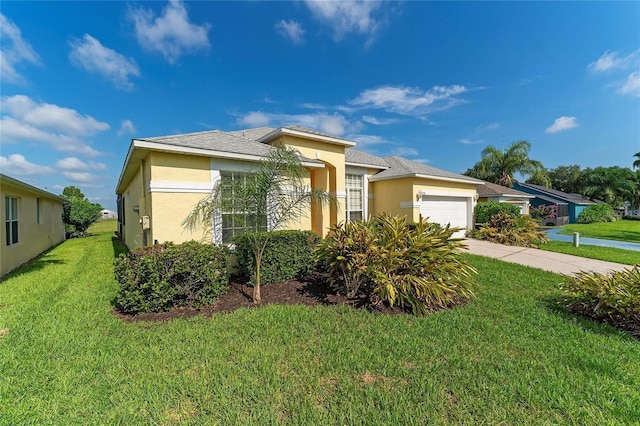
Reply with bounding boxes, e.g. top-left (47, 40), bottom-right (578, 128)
top-left (220, 171), bottom-right (267, 244)
top-left (346, 174), bottom-right (364, 222)
top-left (5, 196), bottom-right (19, 246)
